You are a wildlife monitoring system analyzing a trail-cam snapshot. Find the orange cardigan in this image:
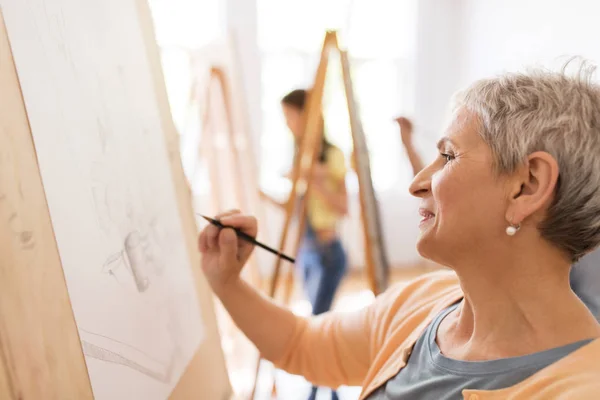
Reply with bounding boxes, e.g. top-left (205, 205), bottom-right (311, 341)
top-left (272, 271), bottom-right (600, 399)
